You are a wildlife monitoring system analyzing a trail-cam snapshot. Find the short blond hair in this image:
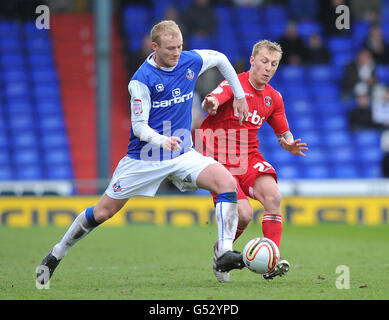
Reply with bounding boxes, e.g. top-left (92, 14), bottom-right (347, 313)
top-left (150, 20), bottom-right (182, 45)
top-left (252, 40), bottom-right (283, 59)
